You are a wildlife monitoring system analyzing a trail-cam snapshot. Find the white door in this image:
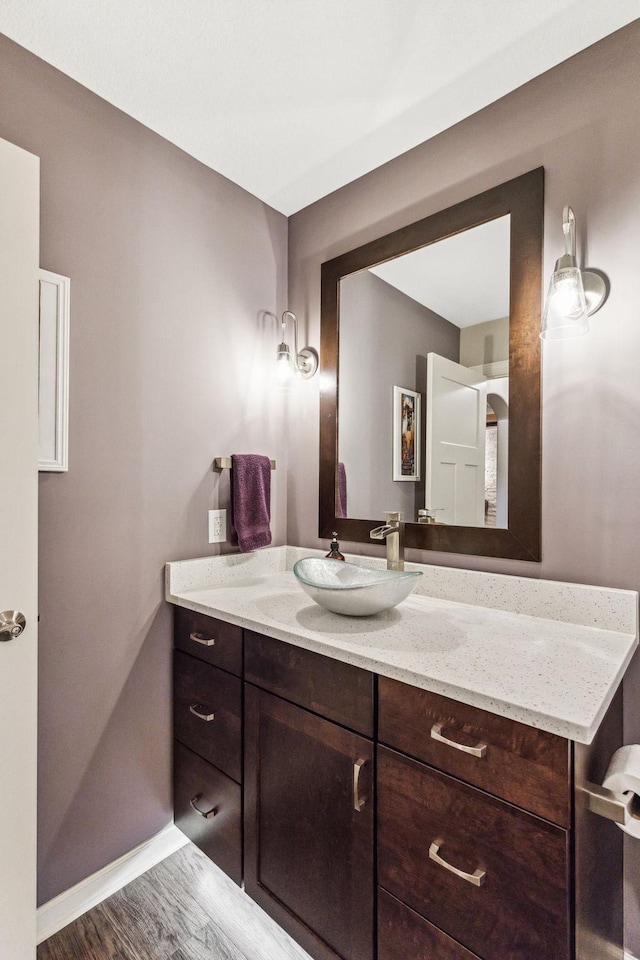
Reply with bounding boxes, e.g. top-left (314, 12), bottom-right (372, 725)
top-left (0, 138), bottom-right (40, 959)
top-left (425, 352), bottom-right (487, 526)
